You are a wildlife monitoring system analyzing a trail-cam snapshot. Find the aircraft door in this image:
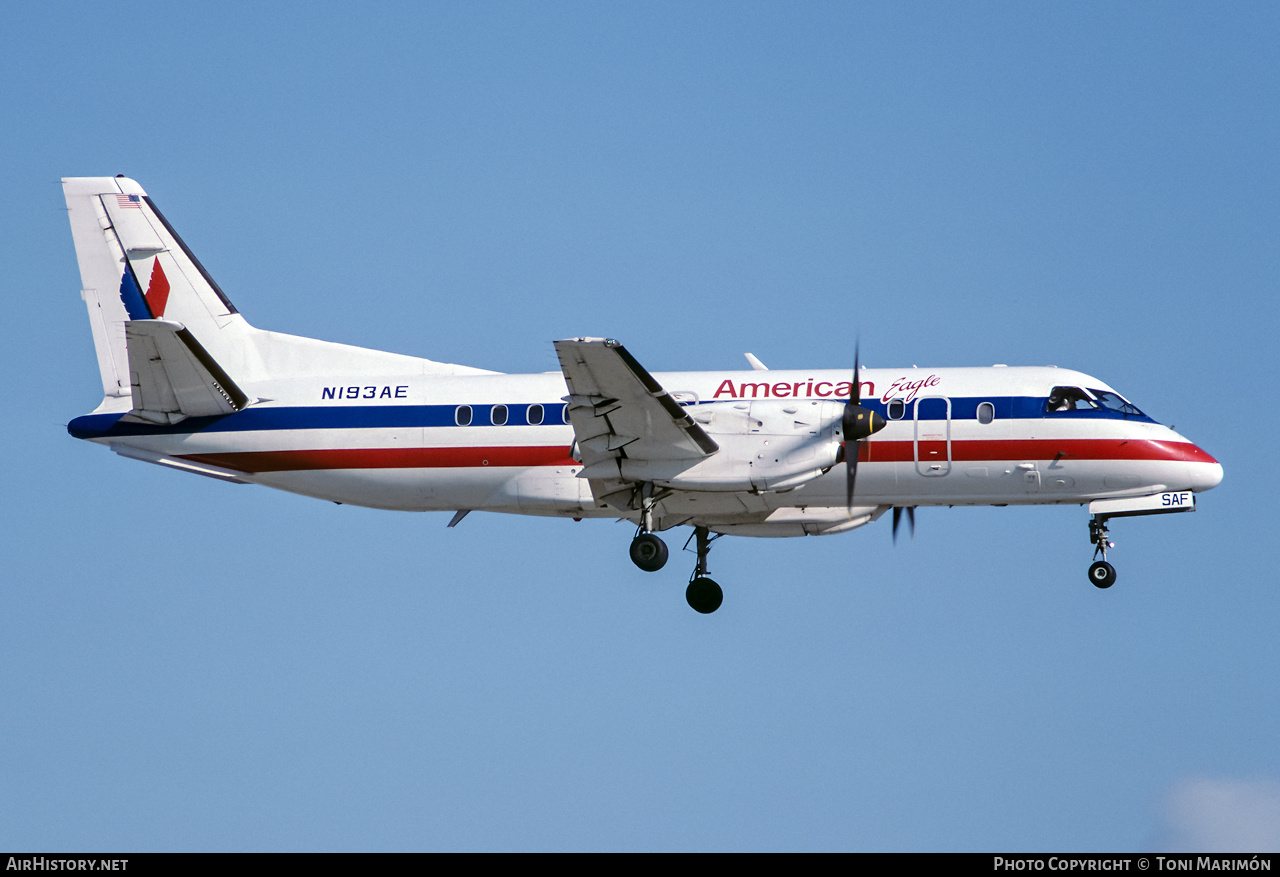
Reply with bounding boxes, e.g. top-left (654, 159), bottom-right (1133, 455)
top-left (914, 396), bottom-right (952, 476)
